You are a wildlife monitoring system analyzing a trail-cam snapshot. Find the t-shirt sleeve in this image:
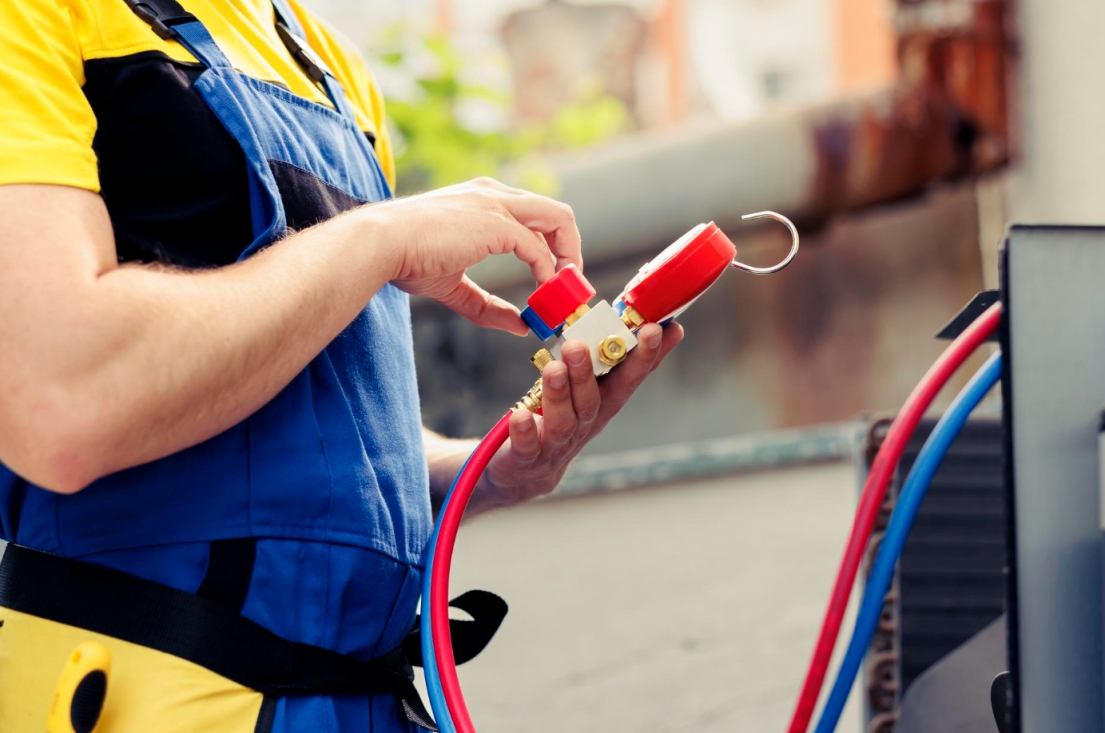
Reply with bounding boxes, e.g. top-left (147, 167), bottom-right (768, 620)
top-left (0, 1), bottom-right (99, 191)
